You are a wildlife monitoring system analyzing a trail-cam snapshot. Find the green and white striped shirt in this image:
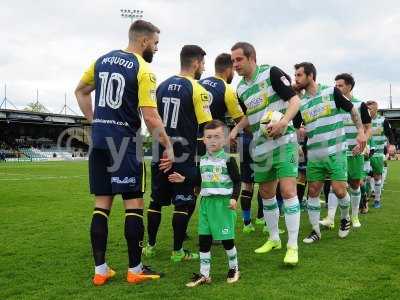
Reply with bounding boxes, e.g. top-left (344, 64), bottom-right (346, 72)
top-left (236, 65), bottom-right (297, 161)
top-left (370, 115), bottom-right (387, 157)
top-left (200, 149), bottom-right (233, 196)
top-left (300, 84), bottom-right (346, 161)
top-left (342, 97), bottom-right (362, 156)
